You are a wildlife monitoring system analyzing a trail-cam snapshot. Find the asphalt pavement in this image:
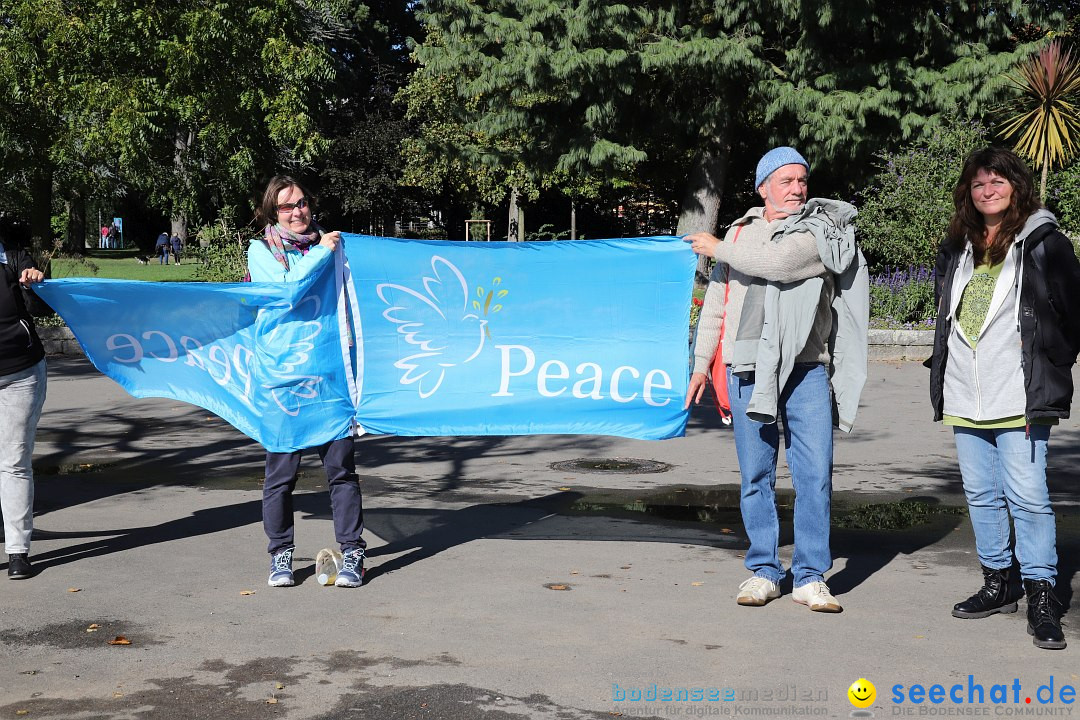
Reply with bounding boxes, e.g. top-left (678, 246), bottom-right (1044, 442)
top-left (1, 356), bottom-right (1078, 719)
